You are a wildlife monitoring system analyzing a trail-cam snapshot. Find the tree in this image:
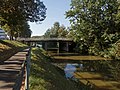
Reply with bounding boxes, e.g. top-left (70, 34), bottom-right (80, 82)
top-left (66, 0), bottom-right (120, 56)
top-left (44, 22), bottom-right (68, 38)
top-left (14, 21), bottom-right (32, 38)
top-left (58, 25), bottom-right (68, 38)
top-left (51, 22), bottom-right (60, 37)
top-left (0, 0), bottom-right (46, 39)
